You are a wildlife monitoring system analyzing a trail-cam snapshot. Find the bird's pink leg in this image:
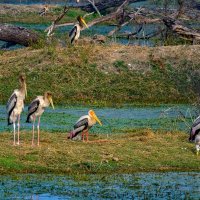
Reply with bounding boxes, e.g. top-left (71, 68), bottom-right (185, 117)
top-left (13, 122), bottom-right (16, 146)
top-left (86, 130), bottom-right (89, 142)
top-left (82, 131), bottom-right (85, 142)
top-left (16, 114), bottom-right (20, 145)
top-left (32, 116), bottom-right (36, 146)
top-left (37, 116), bottom-right (41, 146)
top-left (12, 112), bottom-right (16, 146)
